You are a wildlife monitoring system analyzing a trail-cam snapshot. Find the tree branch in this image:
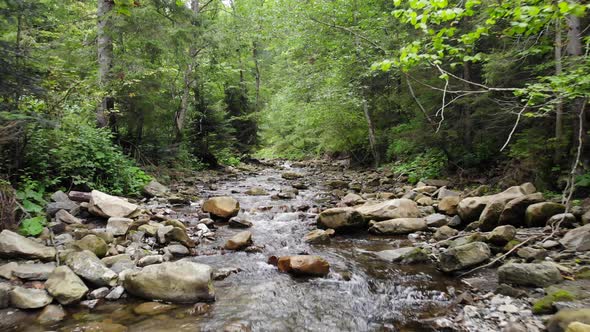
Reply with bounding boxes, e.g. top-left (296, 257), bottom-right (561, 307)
top-left (308, 16), bottom-right (387, 54)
